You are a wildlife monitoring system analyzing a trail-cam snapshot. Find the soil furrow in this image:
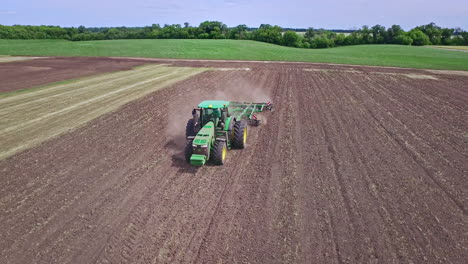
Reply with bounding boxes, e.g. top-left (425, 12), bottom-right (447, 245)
top-left (1, 58), bottom-right (467, 263)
